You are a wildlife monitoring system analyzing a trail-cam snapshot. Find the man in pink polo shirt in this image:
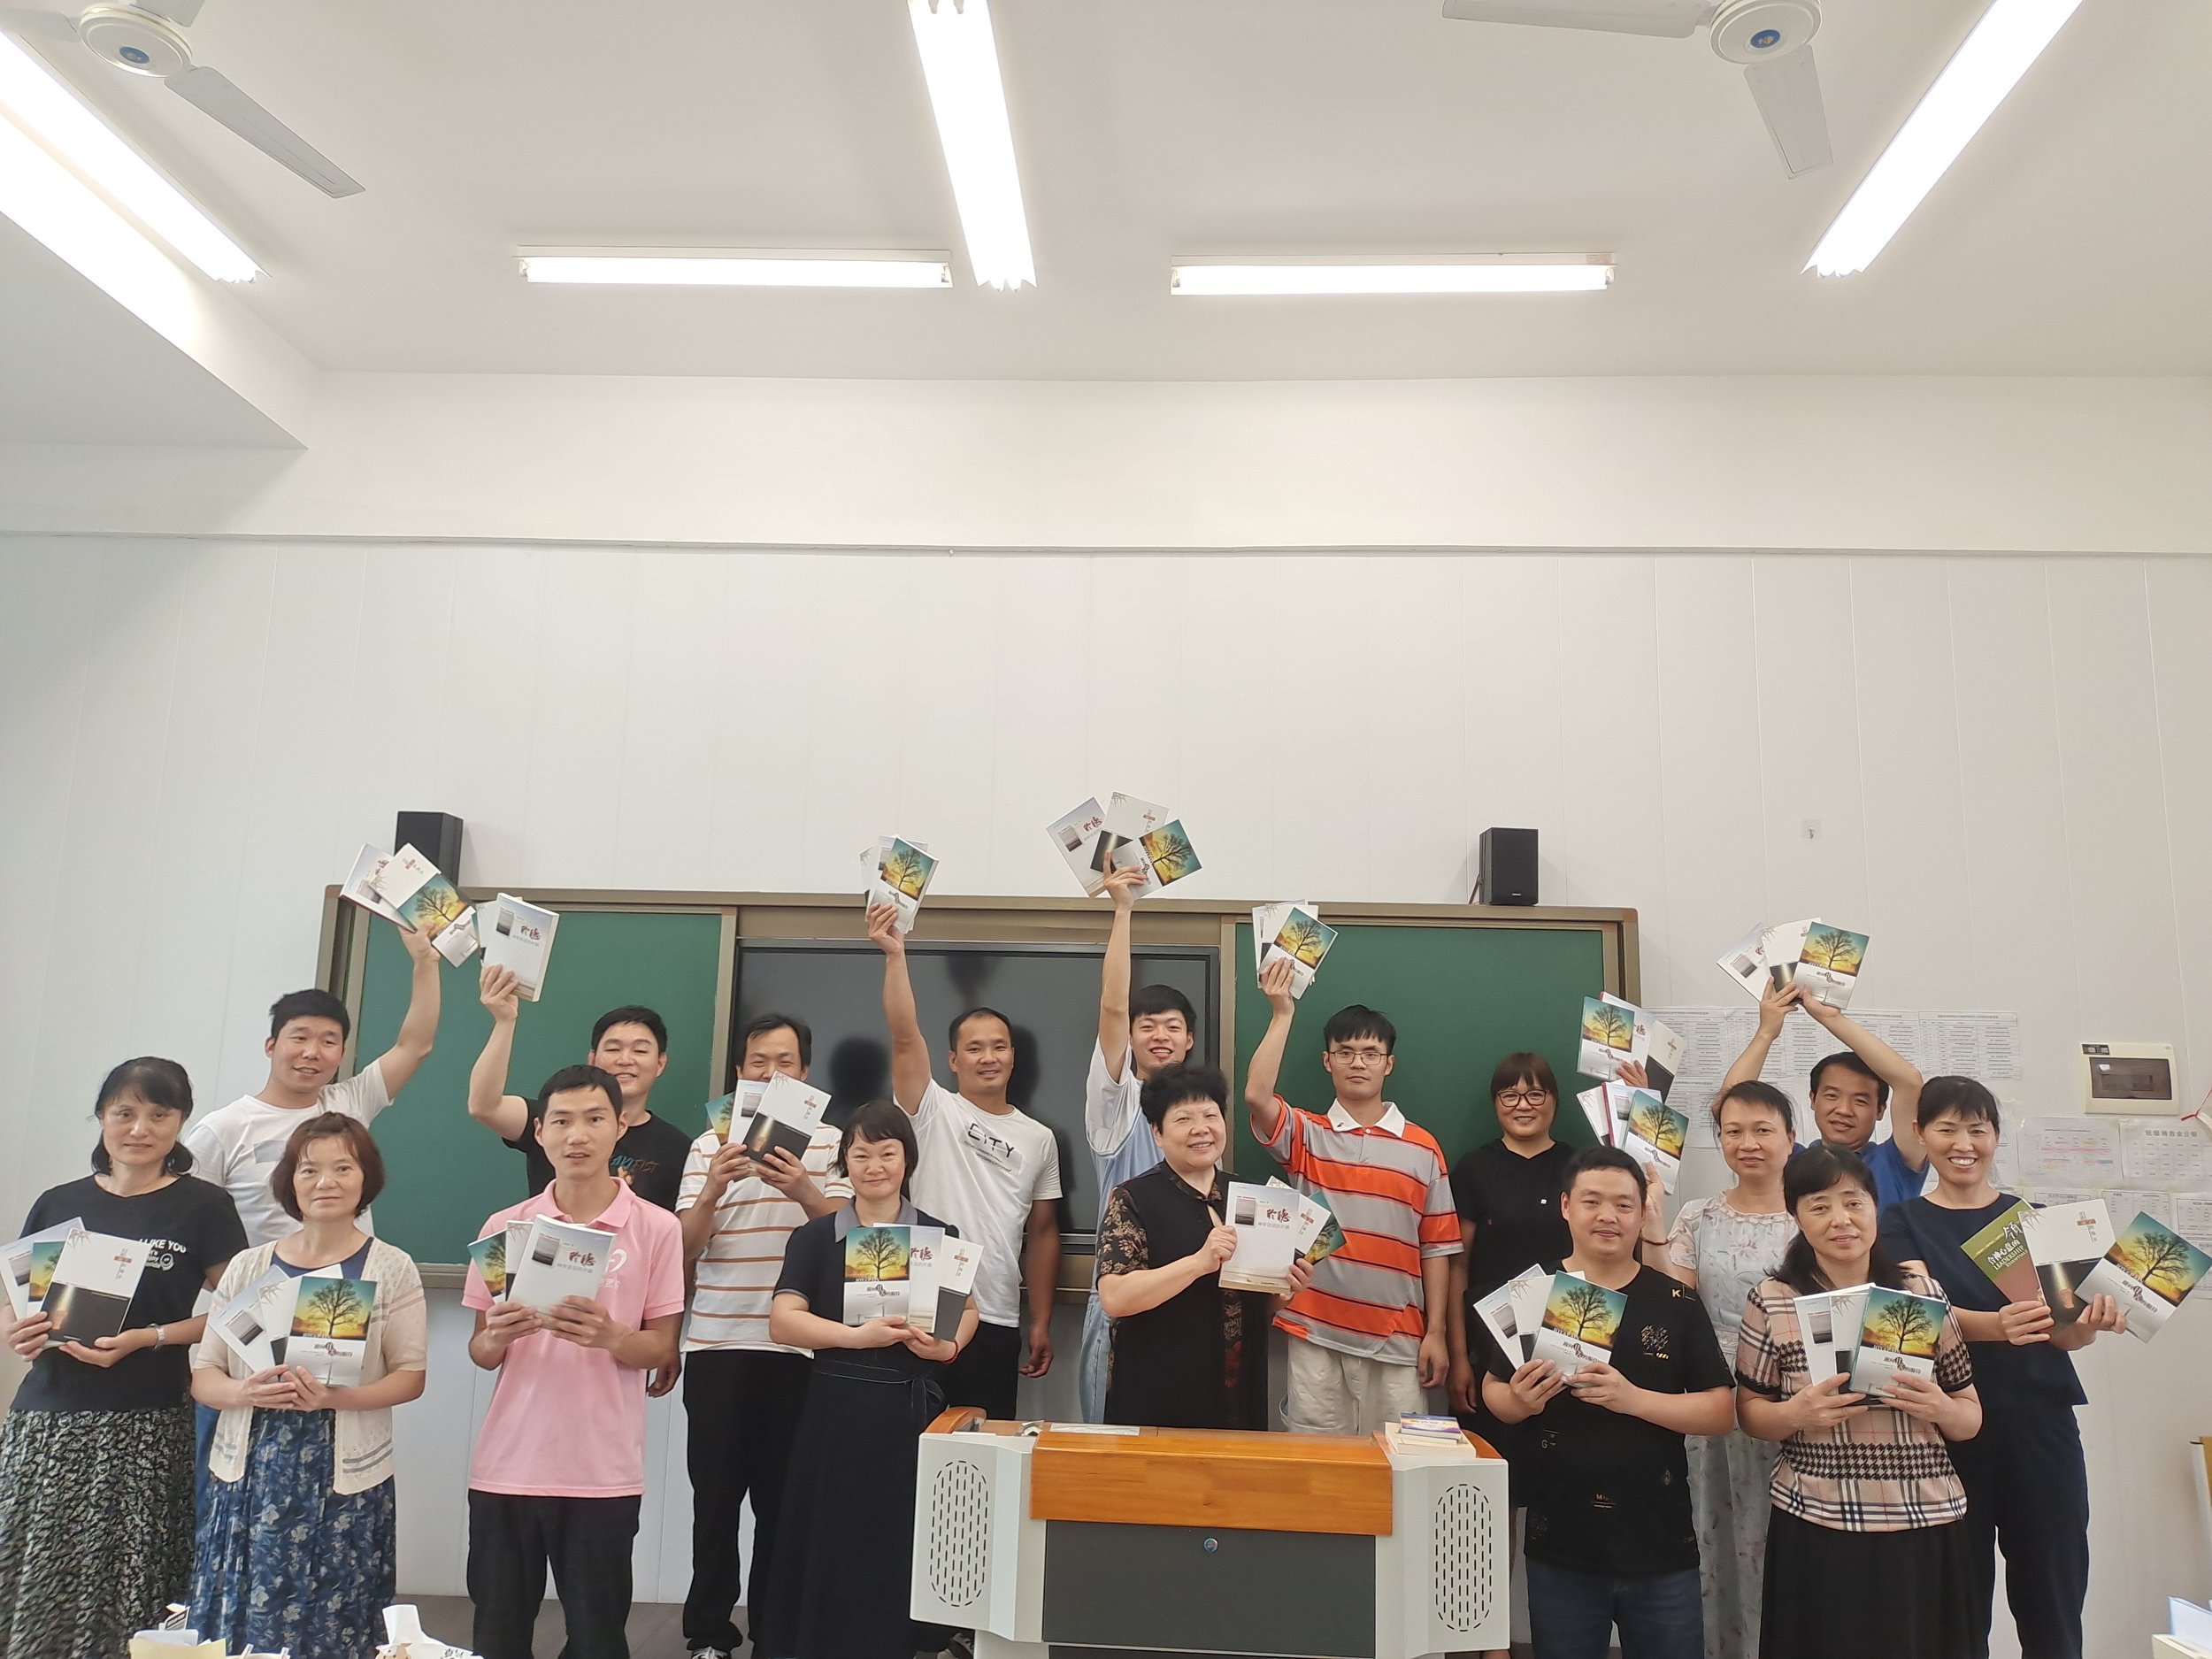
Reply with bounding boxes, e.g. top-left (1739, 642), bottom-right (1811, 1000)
top-left (463, 1064), bottom-right (687, 1659)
